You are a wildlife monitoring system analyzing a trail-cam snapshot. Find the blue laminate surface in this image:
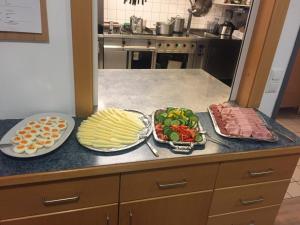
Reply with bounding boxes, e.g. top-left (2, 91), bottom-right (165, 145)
top-left (0, 113), bottom-right (299, 178)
